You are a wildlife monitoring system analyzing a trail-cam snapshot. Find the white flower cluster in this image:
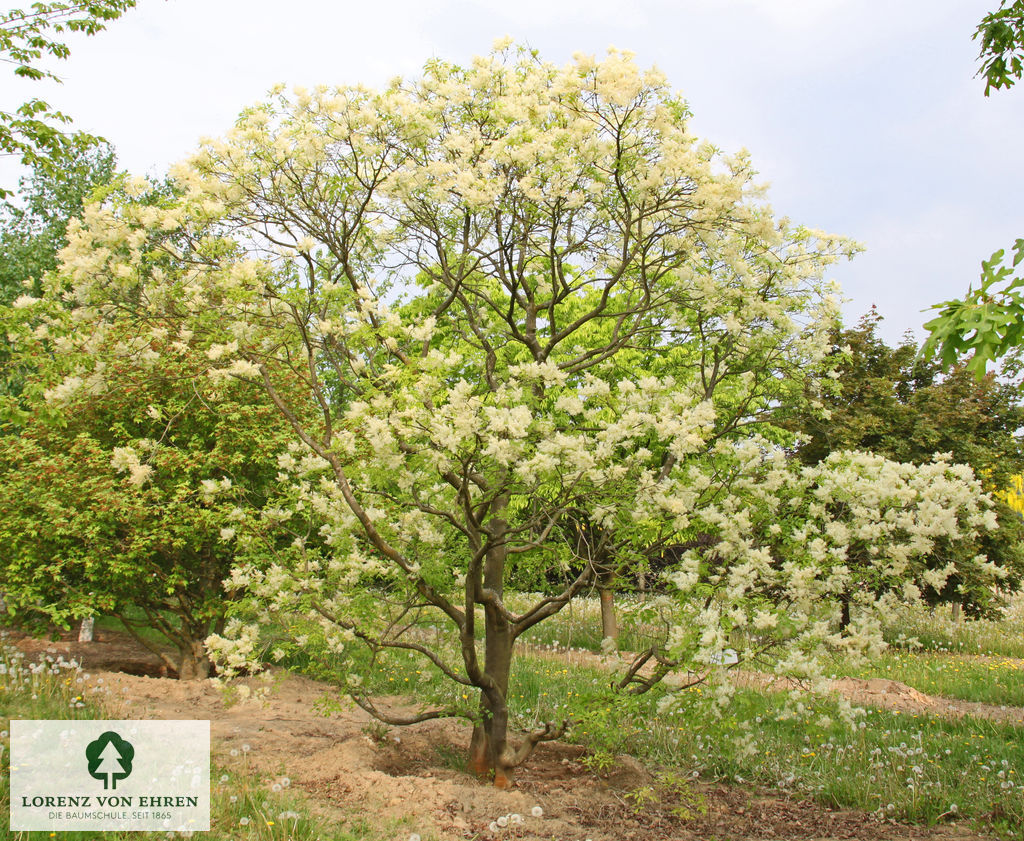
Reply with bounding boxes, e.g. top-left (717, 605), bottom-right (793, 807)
top-left (655, 448), bottom-right (1000, 715)
top-left (110, 446), bottom-right (154, 488)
